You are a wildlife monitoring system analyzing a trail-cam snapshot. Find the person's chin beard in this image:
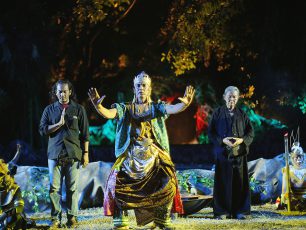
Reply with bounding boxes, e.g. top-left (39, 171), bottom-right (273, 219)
top-left (137, 96), bottom-right (146, 104)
